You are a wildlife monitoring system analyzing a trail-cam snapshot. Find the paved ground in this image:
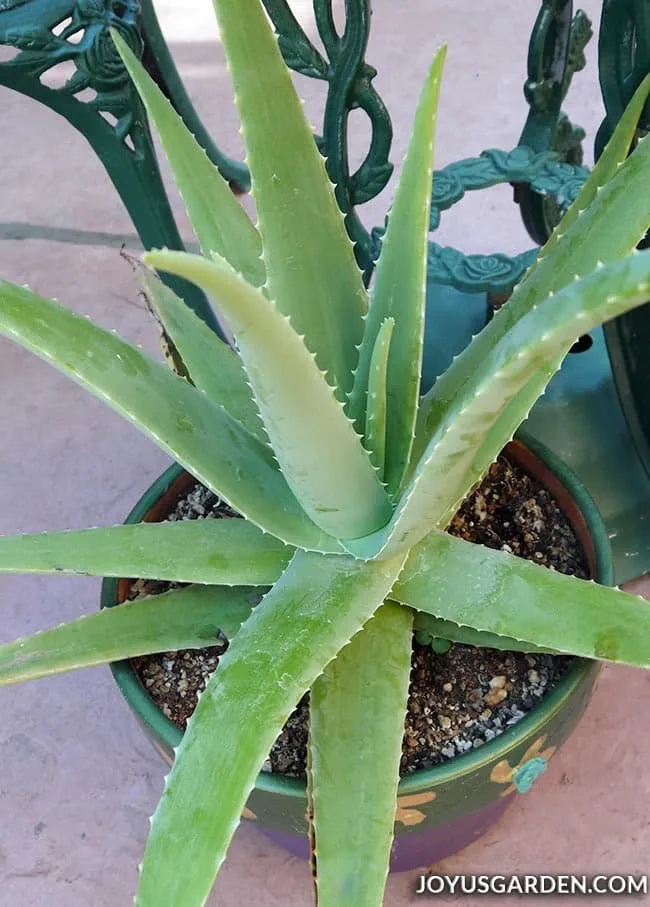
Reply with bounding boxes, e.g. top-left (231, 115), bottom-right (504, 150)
top-left (1, 1), bottom-right (649, 905)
